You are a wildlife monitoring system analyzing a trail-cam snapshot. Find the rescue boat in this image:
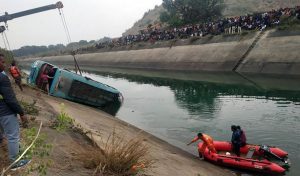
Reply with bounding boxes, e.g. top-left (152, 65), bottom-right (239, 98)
top-left (198, 141), bottom-right (290, 175)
